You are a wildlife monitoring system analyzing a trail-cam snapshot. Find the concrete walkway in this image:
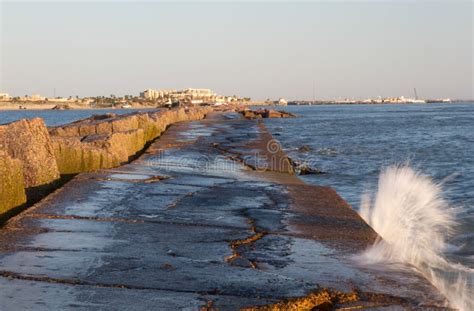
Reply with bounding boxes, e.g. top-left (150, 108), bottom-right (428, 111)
top-left (0, 112), bottom-right (447, 310)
